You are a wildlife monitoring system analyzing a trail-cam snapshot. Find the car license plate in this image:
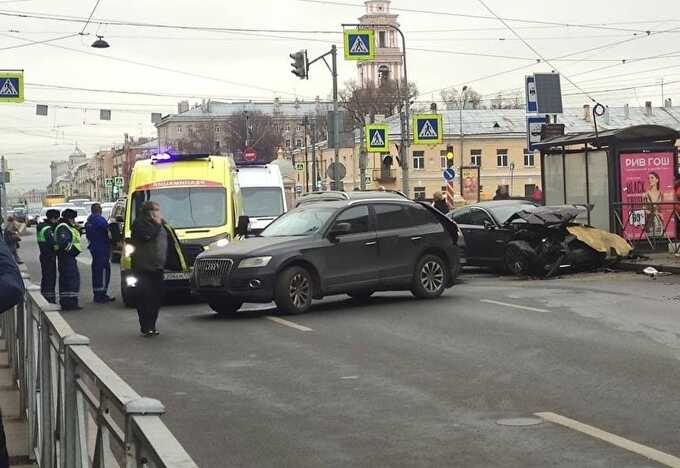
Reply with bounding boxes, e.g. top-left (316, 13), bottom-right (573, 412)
top-left (163, 272), bottom-right (190, 281)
